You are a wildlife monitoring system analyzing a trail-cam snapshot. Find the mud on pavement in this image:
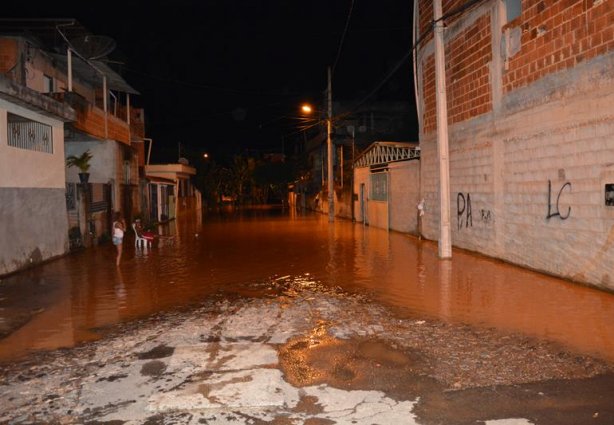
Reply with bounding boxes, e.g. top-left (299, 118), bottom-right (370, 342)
top-left (0, 275), bottom-right (613, 425)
